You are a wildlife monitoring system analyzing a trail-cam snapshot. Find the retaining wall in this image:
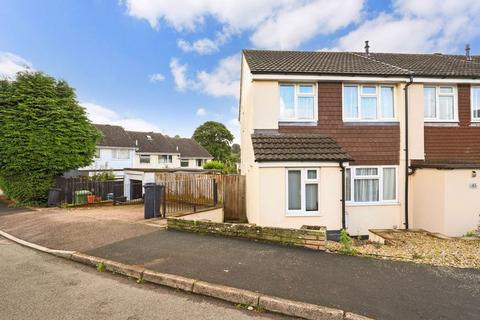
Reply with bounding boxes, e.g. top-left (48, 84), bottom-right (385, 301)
top-left (167, 217), bottom-right (326, 250)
